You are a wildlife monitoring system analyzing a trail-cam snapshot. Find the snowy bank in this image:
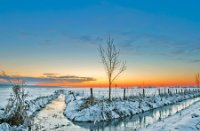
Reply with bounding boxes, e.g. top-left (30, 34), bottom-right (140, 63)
top-left (140, 98), bottom-right (200, 131)
top-left (0, 90), bottom-right (64, 130)
top-left (64, 91), bottom-right (200, 122)
top-left (0, 123), bottom-right (28, 131)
